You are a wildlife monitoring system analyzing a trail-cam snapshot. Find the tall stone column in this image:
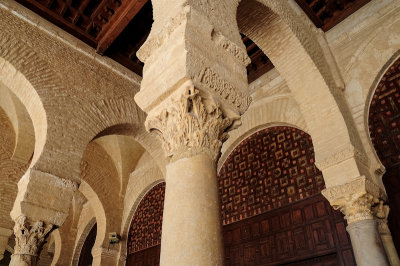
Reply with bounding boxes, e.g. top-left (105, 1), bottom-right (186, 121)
top-left (147, 86), bottom-right (231, 265)
top-left (373, 201), bottom-right (400, 266)
top-left (322, 176), bottom-right (389, 266)
top-left (9, 169), bottom-right (77, 266)
top-left (134, 1), bottom-right (250, 265)
top-left (0, 227), bottom-right (12, 261)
